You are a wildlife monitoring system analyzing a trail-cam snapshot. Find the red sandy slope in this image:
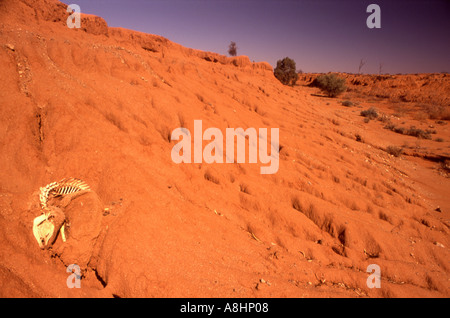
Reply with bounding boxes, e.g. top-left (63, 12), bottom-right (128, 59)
top-left (0, 0), bottom-right (449, 297)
